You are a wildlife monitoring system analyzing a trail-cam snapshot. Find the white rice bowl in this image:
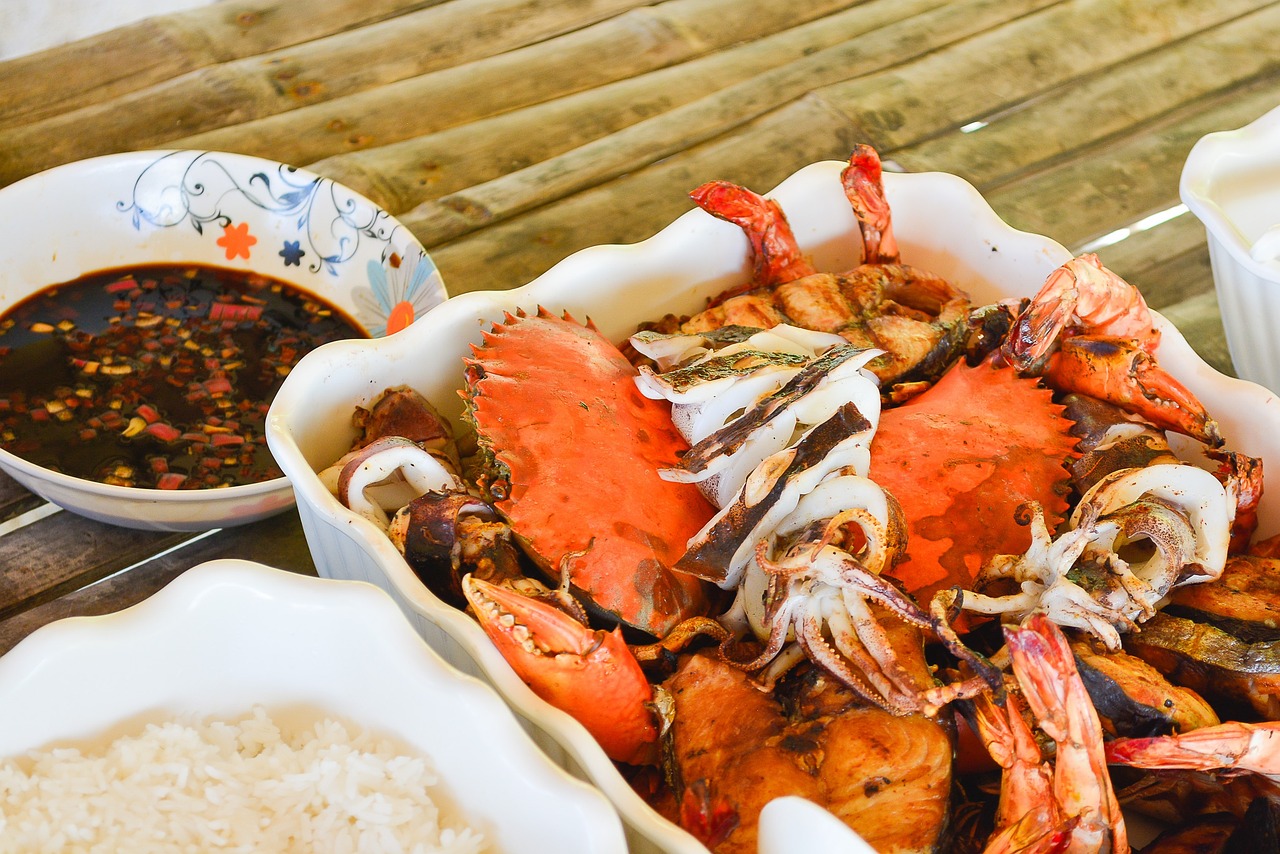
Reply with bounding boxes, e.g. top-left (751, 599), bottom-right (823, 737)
top-left (0, 706), bottom-right (483, 852)
top-left (0, 560), bottom-right (627, 854)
